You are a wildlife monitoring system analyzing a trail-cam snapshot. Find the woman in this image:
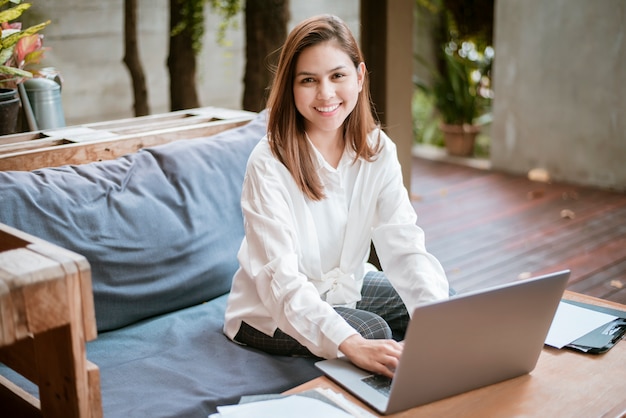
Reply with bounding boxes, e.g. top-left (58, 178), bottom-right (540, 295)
top-left (224, 14), bottom-right (449, 378)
